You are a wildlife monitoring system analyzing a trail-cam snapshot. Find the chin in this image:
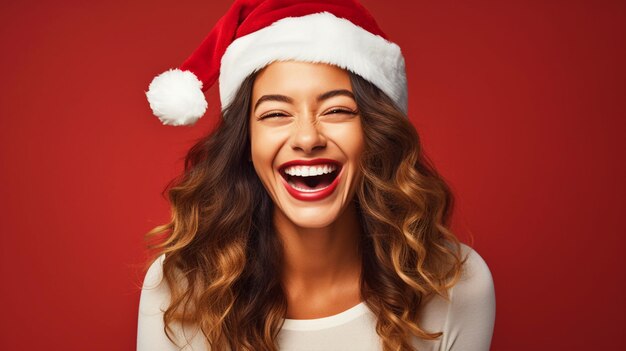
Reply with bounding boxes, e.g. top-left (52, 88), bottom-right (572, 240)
top-left (280, 202), bottom-right (344, 229)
